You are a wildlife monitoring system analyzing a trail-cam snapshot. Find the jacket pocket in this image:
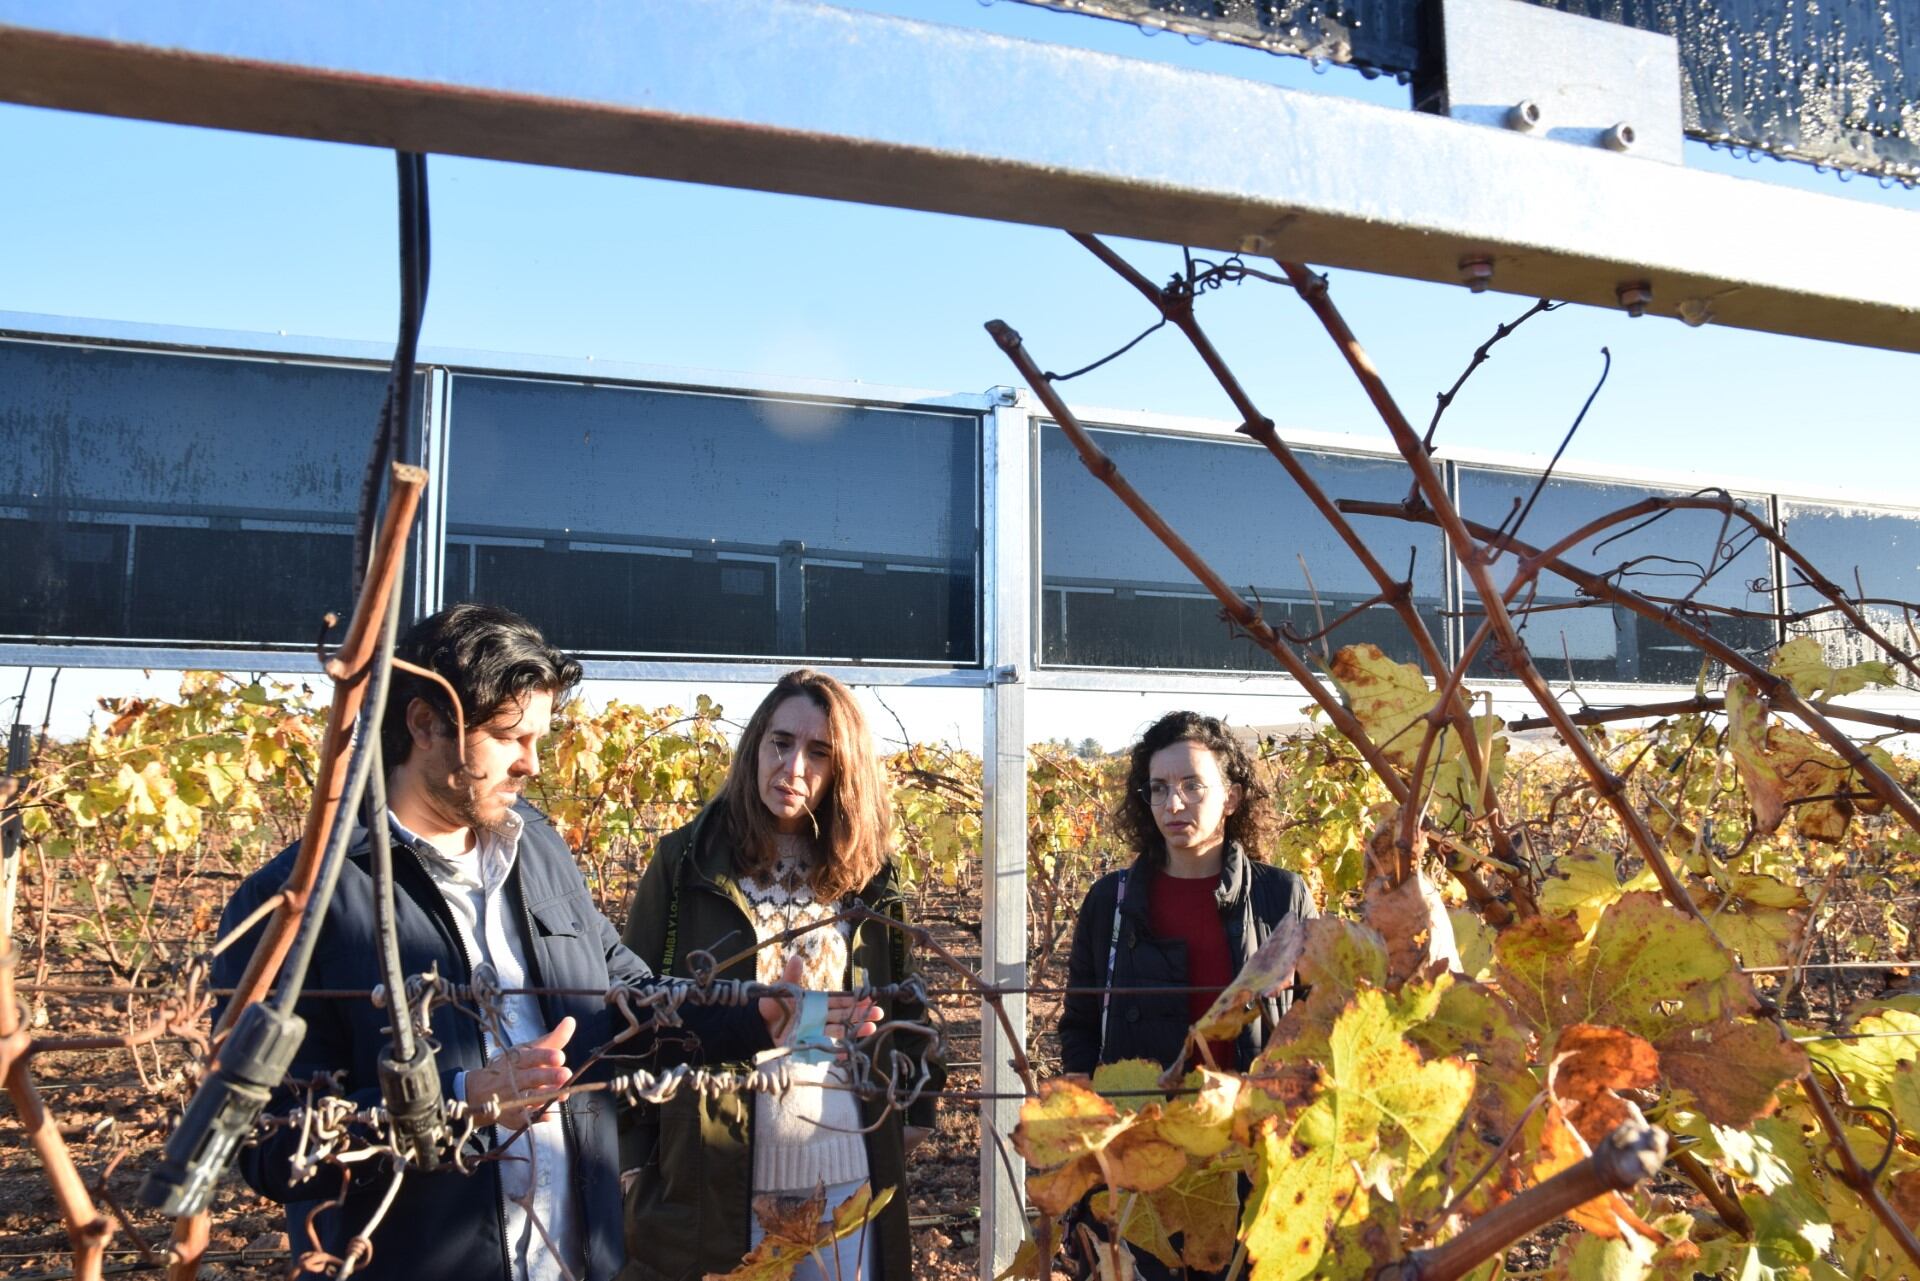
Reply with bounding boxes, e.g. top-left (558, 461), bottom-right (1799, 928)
top-left (527, 896), bottom-right (585, 937)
